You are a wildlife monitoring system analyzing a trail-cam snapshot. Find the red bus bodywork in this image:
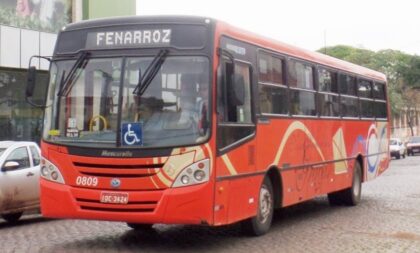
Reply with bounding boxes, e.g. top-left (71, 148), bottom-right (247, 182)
top-left (40, 17), bottom-right (390, 227)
